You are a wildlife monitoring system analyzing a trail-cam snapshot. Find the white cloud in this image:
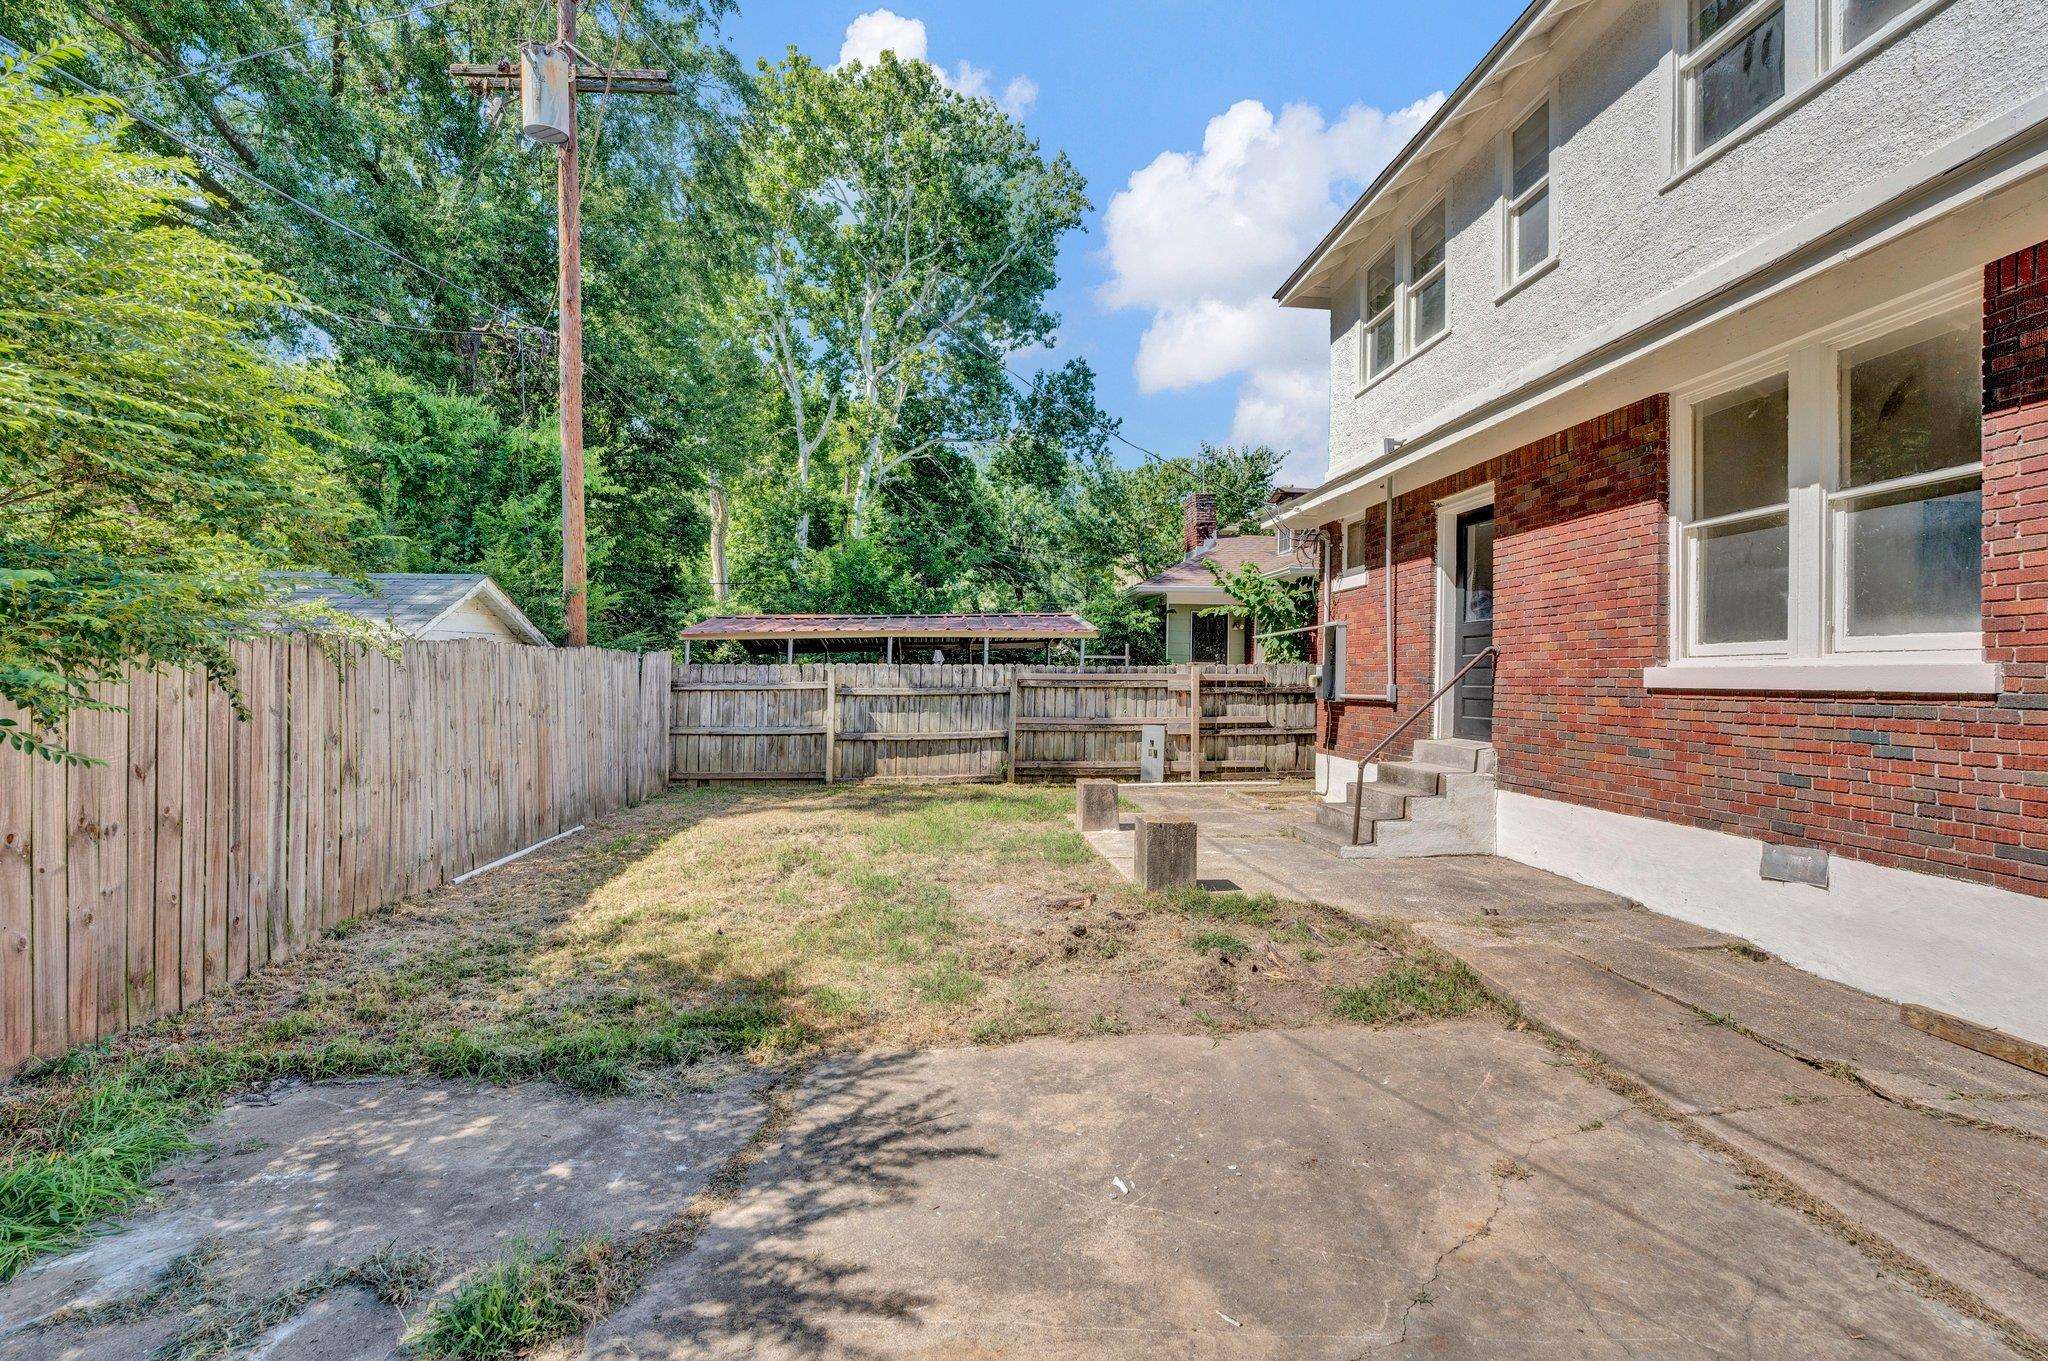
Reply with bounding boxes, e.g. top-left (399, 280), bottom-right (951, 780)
top-left (836, 10), bottom-right (1037, 119)
top-left (838, 9), bottom-right (929, 66)
top-left (1101, 93), bottom-right (1443, 481)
